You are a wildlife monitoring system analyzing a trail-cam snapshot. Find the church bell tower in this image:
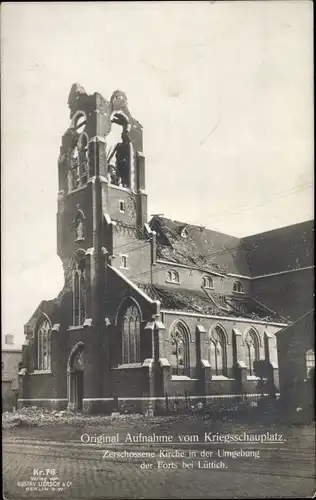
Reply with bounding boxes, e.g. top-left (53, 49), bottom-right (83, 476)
top-left (56, 83), bottom-right (148, 412)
